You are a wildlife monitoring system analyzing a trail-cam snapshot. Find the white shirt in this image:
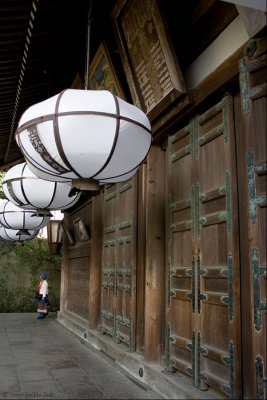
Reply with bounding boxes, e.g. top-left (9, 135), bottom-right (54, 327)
top-left (39, 280), bottom-right (48, 297)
